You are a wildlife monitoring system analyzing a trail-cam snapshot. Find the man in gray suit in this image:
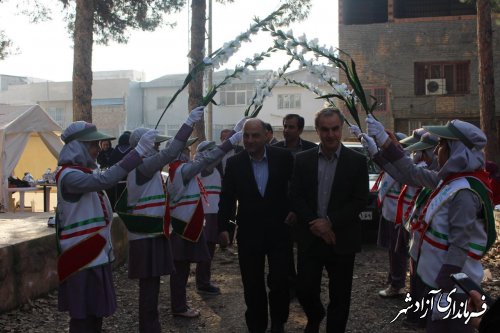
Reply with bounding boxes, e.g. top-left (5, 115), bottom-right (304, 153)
top-left (290, 108), bottom-right (368, 333)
